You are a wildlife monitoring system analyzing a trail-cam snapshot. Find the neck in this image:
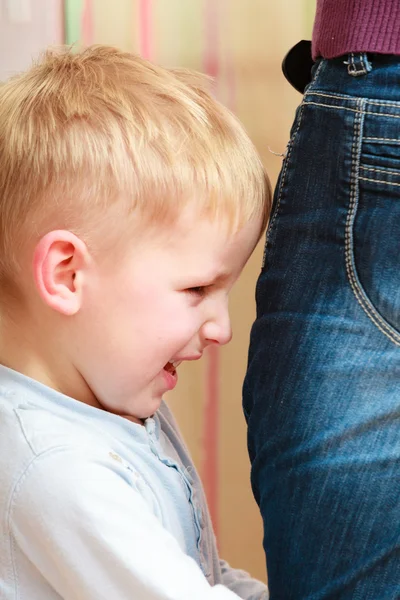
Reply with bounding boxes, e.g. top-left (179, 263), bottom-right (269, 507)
top-left (0, 312), bottom-right (98, 407)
